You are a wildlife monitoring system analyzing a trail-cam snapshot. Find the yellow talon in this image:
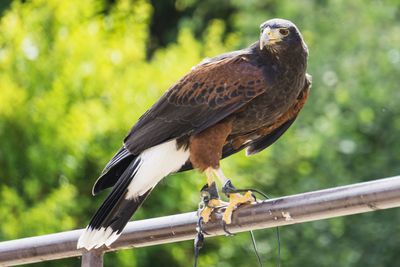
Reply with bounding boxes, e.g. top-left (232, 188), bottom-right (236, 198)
top-left (200, 198), bottom-right (224, 223)
top-left (222, 191), bottom-right (255, 224)
top-left (200, 207), bottom-right (213, 223)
